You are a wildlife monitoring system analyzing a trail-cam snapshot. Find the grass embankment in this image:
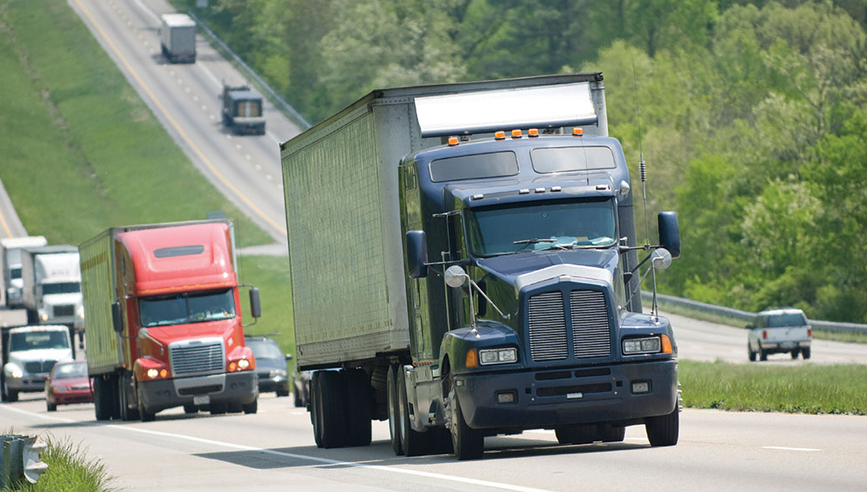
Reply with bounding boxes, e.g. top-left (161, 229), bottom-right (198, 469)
top-left (680, 360), bottom-right (867, 415)
top-left (1, 437), bottom-right (113, 492)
